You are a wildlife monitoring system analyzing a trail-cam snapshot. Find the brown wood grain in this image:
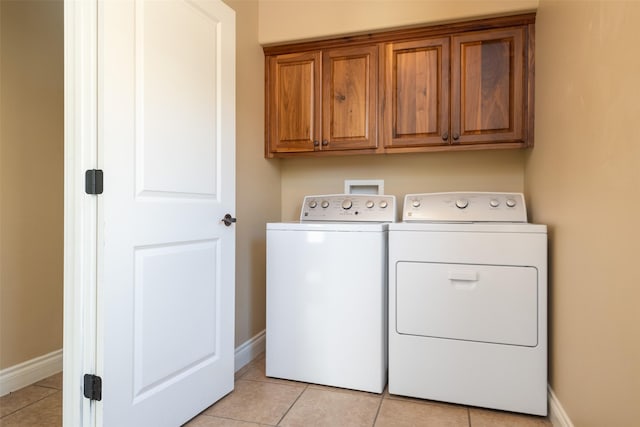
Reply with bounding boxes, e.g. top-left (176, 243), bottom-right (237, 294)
top-left (267, 51), bottom-right (321, 155)
top-left (451, 27), bottom-right (525, 144)
top-left (264, 14), bottom-right (535, 158)
top-left (383, 37), bottom-right (450, 148)
top-left (322, 45), bottom-right (378, 150)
